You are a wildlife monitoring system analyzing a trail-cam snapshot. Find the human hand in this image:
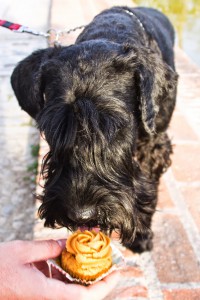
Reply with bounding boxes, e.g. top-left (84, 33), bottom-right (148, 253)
top-left (0, 239), bottom-right (120, 300)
